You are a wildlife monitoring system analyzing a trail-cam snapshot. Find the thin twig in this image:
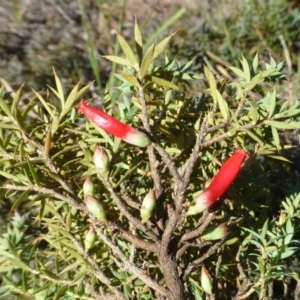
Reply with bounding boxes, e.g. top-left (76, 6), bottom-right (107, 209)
top-left (68, 231), bottom-right (126, 299)
top-left (109, 221), bottom-right (157, 252)
top-left (99, 175), bottom-right (160, 243)
top-left (93, 225), bottom-right (169, 297)
top-left (182, 239), bottom-right (225, 282)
